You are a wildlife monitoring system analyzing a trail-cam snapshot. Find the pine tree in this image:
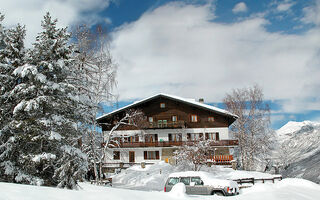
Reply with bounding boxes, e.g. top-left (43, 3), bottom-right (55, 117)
top-left (6, 13), bottom-right (87, 188)
top-left (0, 20), bottom-right (28, 183)
top-left (0, 13), bottom-right (5, 49)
